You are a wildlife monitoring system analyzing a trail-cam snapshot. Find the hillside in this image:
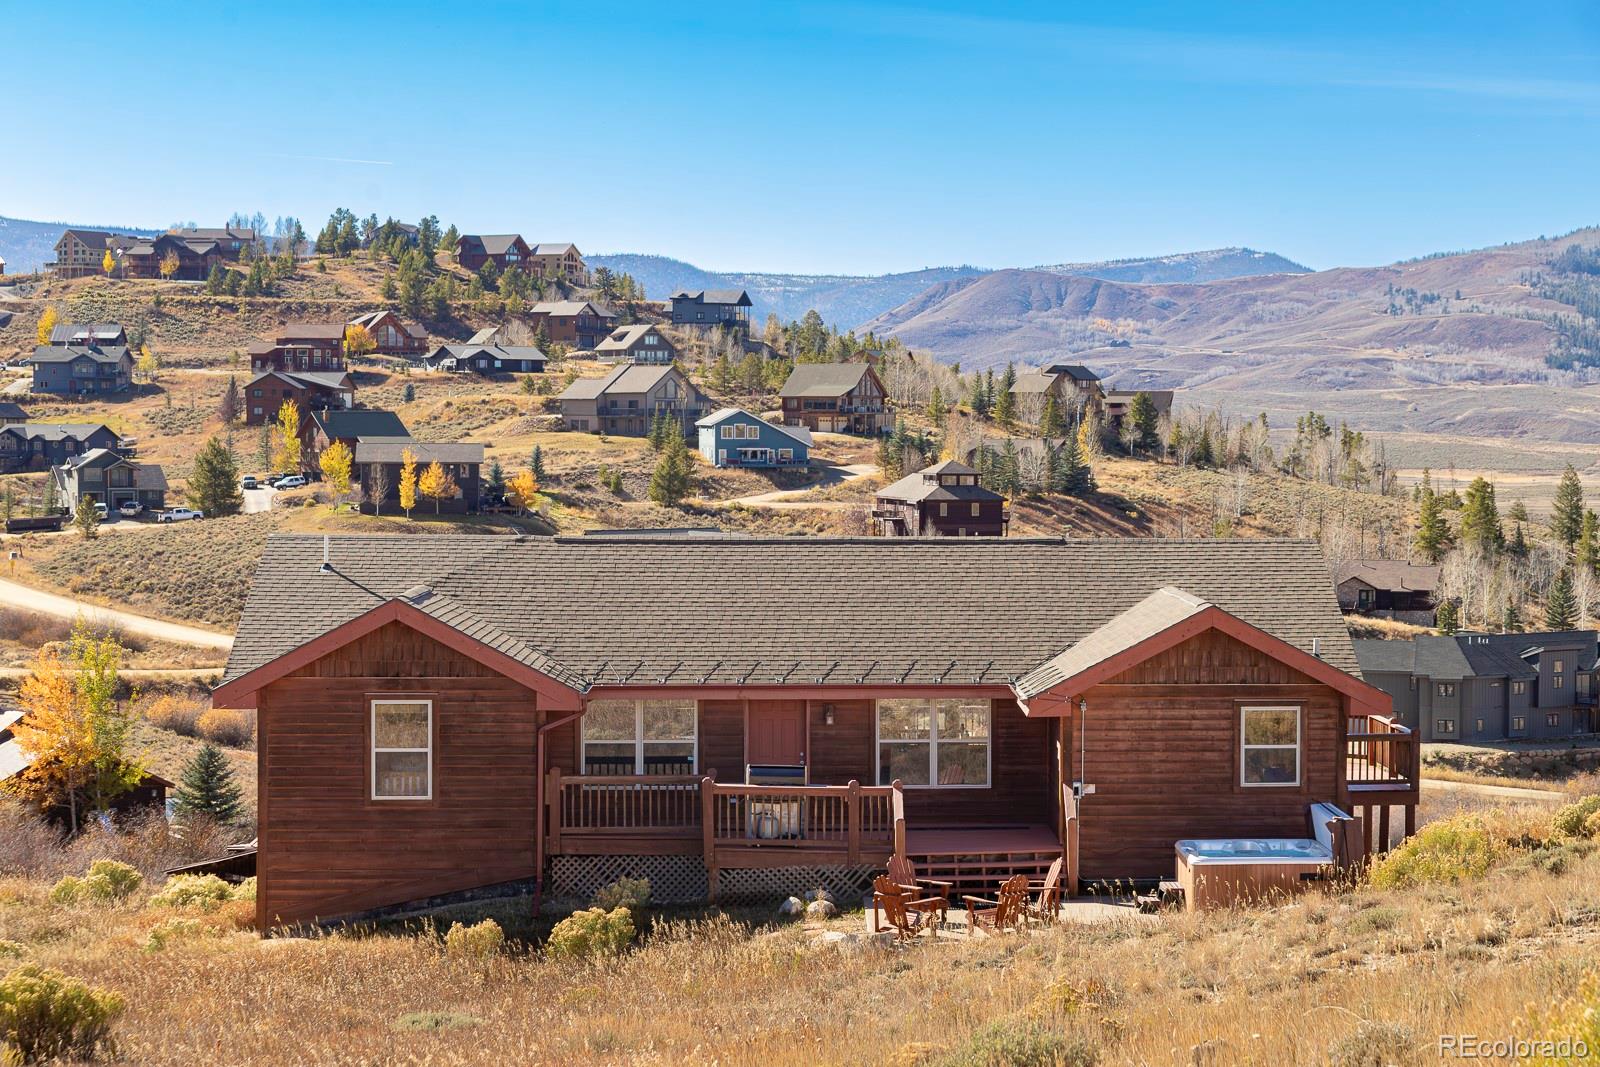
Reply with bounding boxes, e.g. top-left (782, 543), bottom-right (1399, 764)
top-left (1034, 246), bottom-right (1310, 284)
top-left (863, 227), bottom-right (1600, 443)
top-left (0, 216), bottom-right (159, 274)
